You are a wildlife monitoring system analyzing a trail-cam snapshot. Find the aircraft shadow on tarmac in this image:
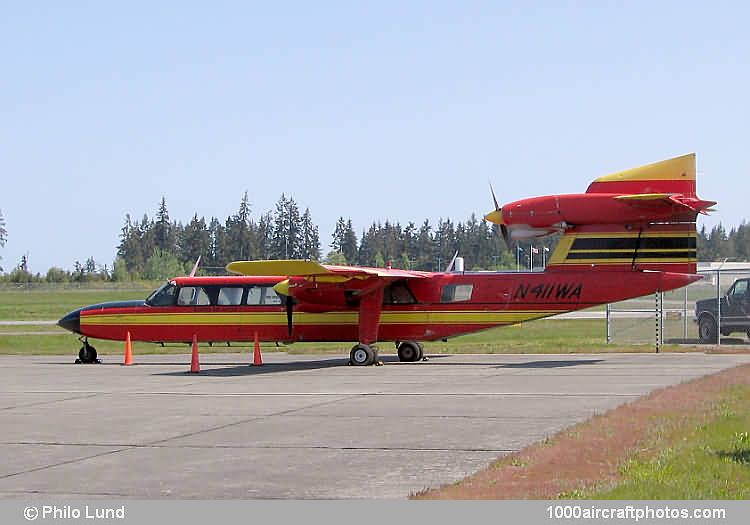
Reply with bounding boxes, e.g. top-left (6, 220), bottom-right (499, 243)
top-left (497, 359), bottom-right (605, 369)
top-left (57, 356), bottom-right (606, 374)
top-left (152, 354), bottom-right (433, 377)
